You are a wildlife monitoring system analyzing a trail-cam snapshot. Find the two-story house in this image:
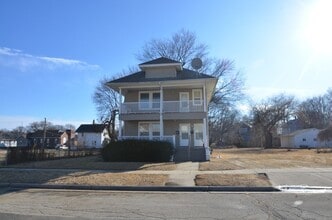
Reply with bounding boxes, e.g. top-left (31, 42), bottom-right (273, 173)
top-left (27, 130), bottom-right (69, 148)
top-left (107, 57), bottom-right (217, 161)
top-left (76, 123), bottom-right (109, 148)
